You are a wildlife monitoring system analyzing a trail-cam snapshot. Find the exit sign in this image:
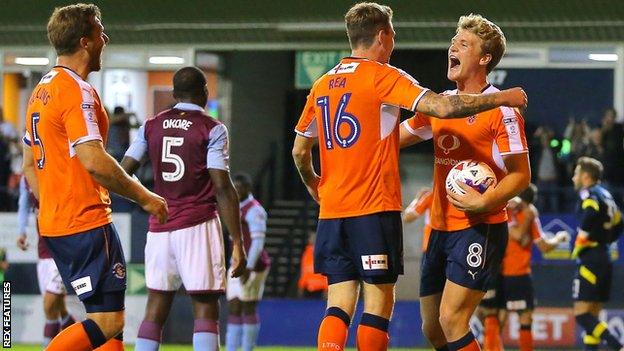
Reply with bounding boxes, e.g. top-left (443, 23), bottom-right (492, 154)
top-left (295, 50), bottom-right (350, 89)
